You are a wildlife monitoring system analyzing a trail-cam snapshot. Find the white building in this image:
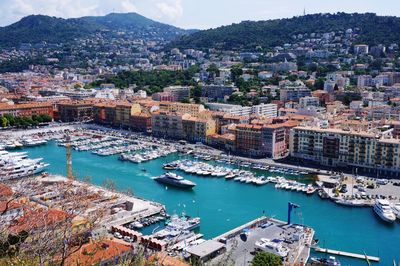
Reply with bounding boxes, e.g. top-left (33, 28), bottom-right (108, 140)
top-left (258, 71), bottom-right (273, 80)
top-left (299, 96), bottom-right (319, 108)
top-left (251, 104), bottom-right (278, 118)
top-left (206, 103), bottom-right (277, 118)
